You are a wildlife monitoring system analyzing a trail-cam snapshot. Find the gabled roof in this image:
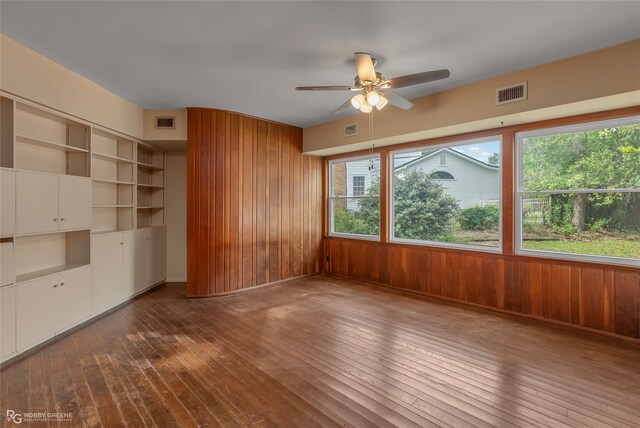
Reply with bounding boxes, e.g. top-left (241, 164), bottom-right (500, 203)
top-left (394, 147), bottom-right (499, 172)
